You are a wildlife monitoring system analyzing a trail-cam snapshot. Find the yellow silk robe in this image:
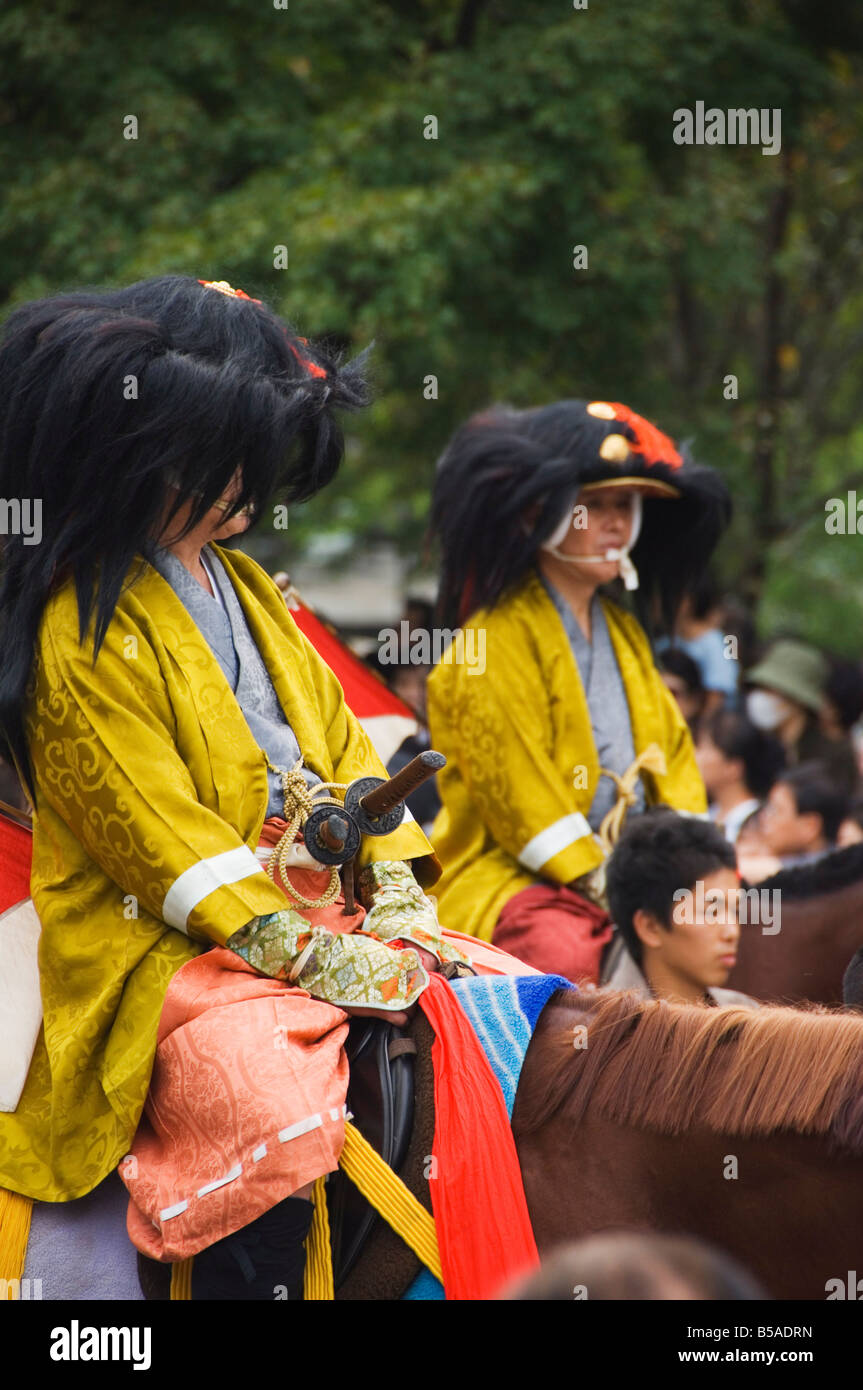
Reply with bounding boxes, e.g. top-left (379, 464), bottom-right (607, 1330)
top-left (427, 570), bottom-right (706, 943)
top-left (0, 546), bottom-right (434, 1202)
